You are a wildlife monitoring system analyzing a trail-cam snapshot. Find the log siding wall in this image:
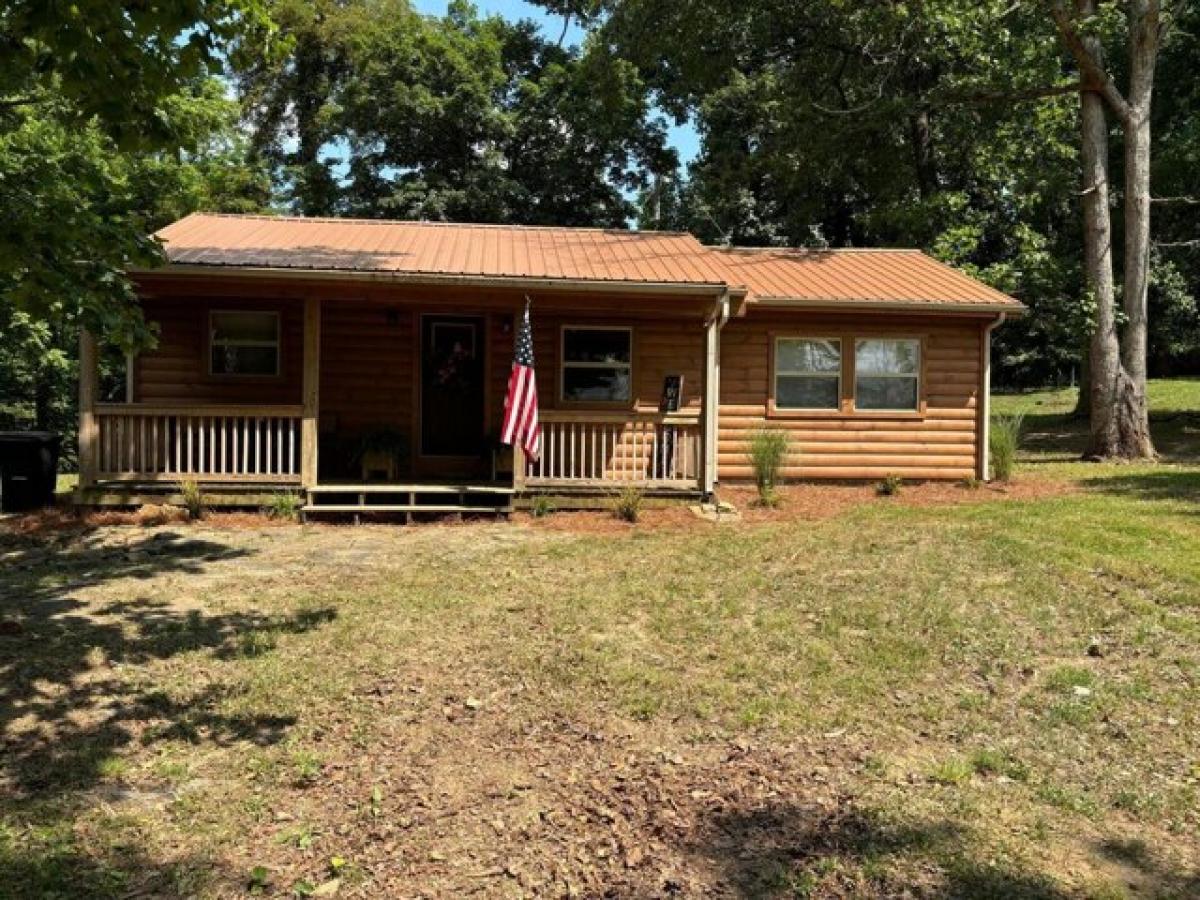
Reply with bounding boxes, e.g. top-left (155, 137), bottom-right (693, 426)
top-left (717, 313), bottom-right (984, 481)
top-left (136, 297), bottom-right (302, 406)
top-left (131, 279), bottom-right (989, 483)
